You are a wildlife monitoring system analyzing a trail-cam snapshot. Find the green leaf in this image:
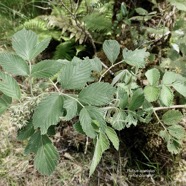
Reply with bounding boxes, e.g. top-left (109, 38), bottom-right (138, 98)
top-left (125, 112), bottom-right (138, 127)
top-left (79, 82), bottom-right (115, 106)
top-left (160, 85), bottom-right (173, 106)
top-left (63, 98), bottom-right (77, 121)
top-left (0, 53), bottom-right (29, 76)
top-left (129, 88), bottom-right (144, 110)
top-left (24, 131), bottom-right (41, 154)
top-left (99, 132), bottom-right (110, 152)
top-left (103, 40), bottom-right (120, 64)
top-left (58, 60), bottom-right (92, 90)
top-left (145, 68), bottom-right (160, 86)
top-left (85, 57), bottom-right (102, 72)
top-left (34, 135), bottom-right (59, 175)
top-left (167, 138), bottom-right (181, 154)
top-left (0, 72), bottom-right (21, 99)
top-left (105, 126), bottom-right (119, 150)
top-left (168, 125), bottom-right (185, 140)
top-left (162, 110), bottom-right (183, 125)
top-left (12, 29), bottom-right (50, 61)
top-left (144, 85), bottom-right (160, 102)
top-left (110, 110), bottom-right (126, 130)
top-left (12, 29), bottom-right (37, 61)
top-left (17, 121), bottom-right (35, 140)
top-left (117, 87), bottom-right (128, 109)
top-left (168, 0), bottom-right (186, 11)
top-left (162, 71), bottom-right (186, 85)
top-left (90, 57), bottom-right (102, 72)
top-left (31, 60), bottom-right (62, 78)
top-left (31, 38), bottom-right (51, 60)
top-left (73, 121), bottom-right (85, 135)
top-left (0, 94), bottom-right (12, 115)
top-left (123, 48), bottom-right (150, 68)
top-left (86, 106), bottom-right (107, 131)
top-left (89, 136), bottom-right (102, 176)
top-left (33, 93), bottom-right (64, 134)
top-left (172, 82), bottom-right (186, 97)
top-left (79, 107), bottom-right (97, 138)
